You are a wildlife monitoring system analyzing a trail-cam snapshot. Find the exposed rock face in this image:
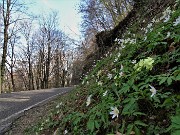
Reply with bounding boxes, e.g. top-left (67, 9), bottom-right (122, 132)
top-left (96, 8), bottom-right (135, 48)
top-left (96, 0), bottom-right (175, 48)
top-left (81, 0), bottom-right (175, 81)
